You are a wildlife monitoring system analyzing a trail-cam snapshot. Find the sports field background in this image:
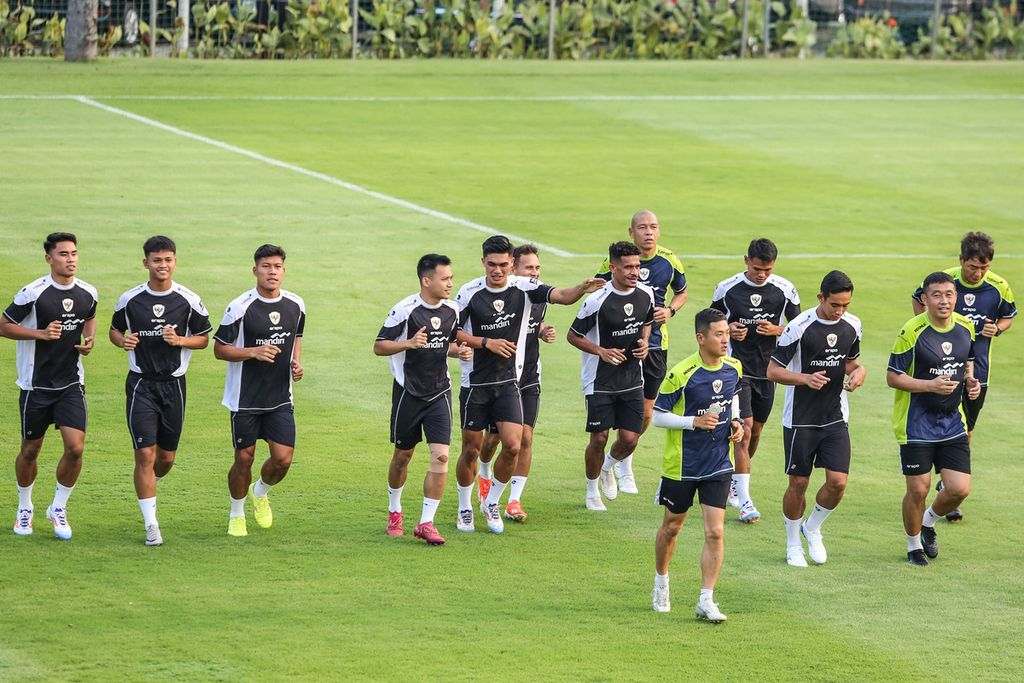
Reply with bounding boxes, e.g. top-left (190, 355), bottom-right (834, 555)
top-left (1, 61), bottom-right (1023, 681)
